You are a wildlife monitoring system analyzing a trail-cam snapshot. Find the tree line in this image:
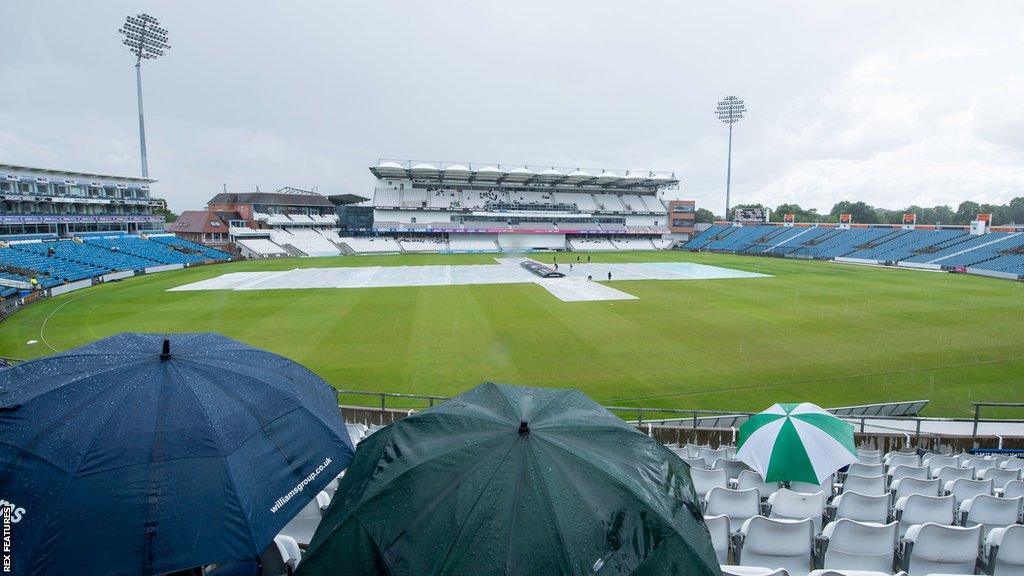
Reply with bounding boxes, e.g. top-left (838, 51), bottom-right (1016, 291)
top-left (691, 198), bottom-right (1024, 226)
